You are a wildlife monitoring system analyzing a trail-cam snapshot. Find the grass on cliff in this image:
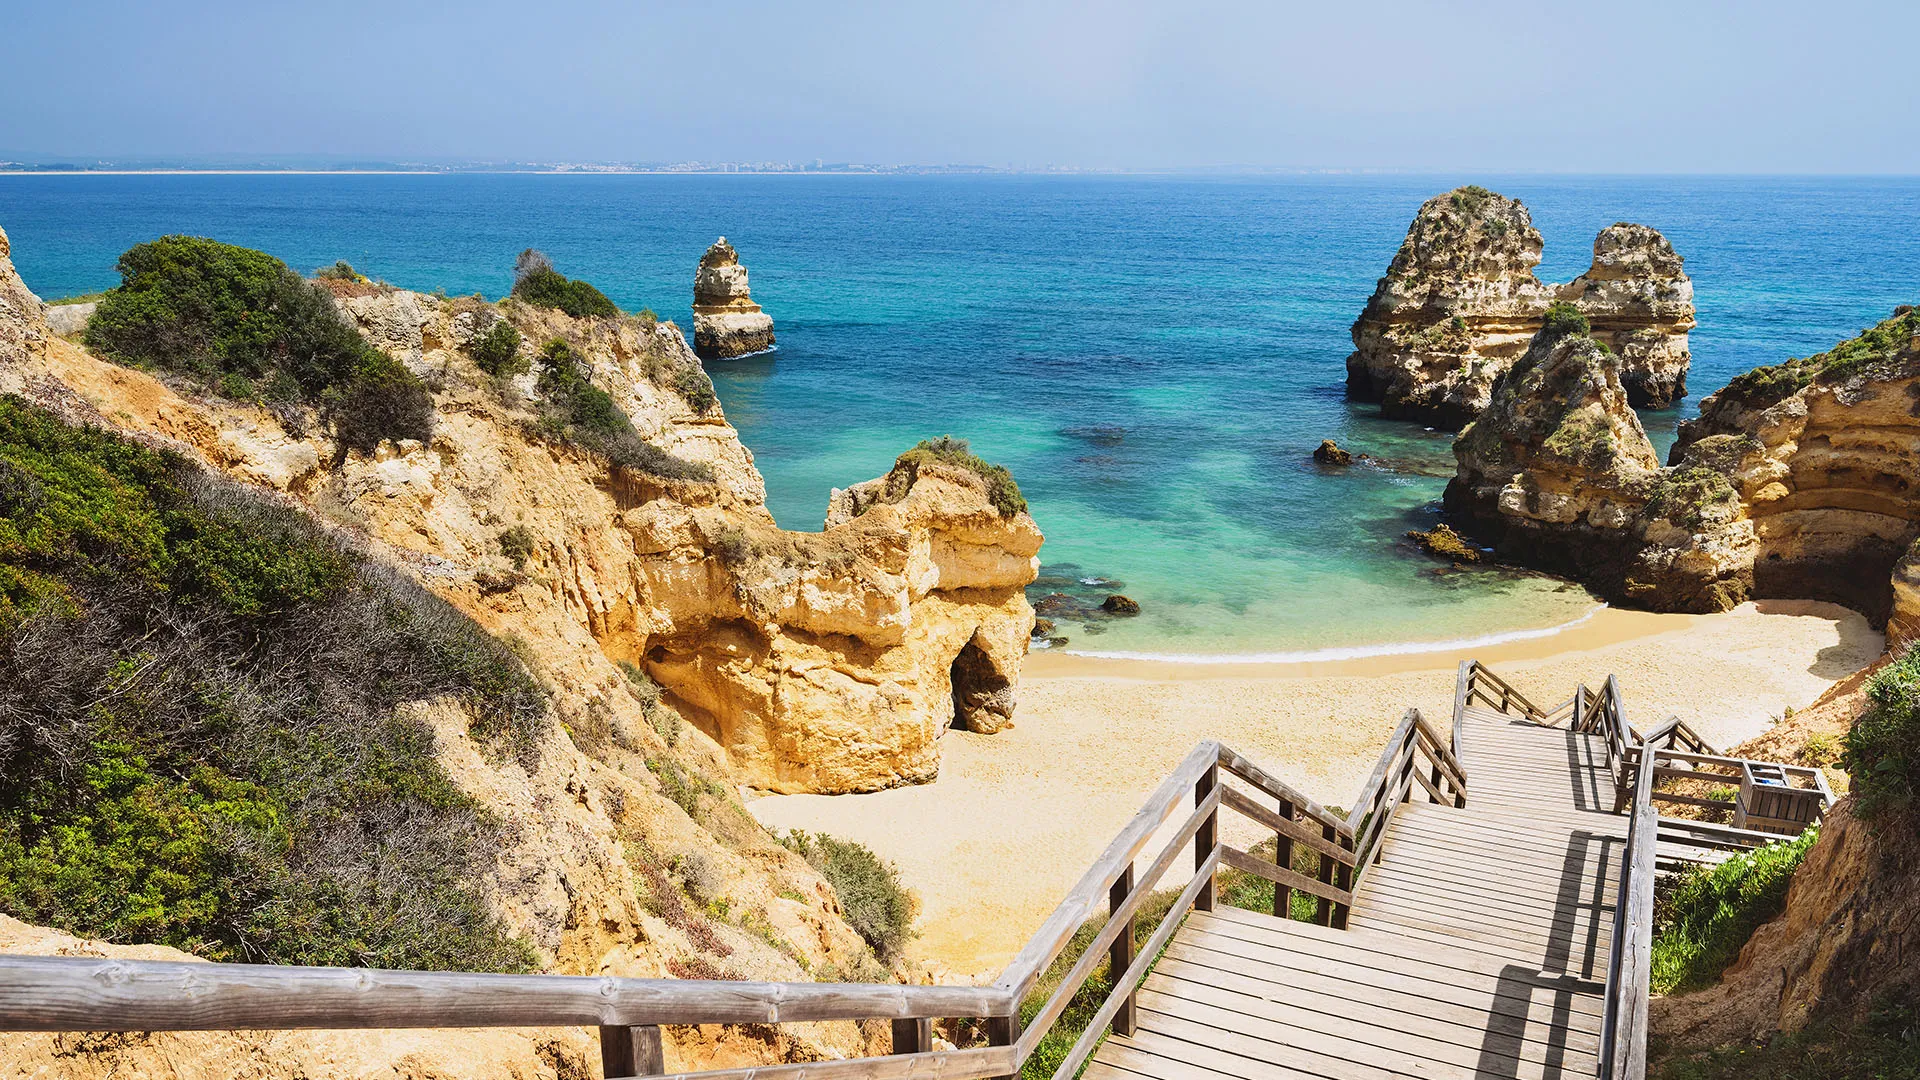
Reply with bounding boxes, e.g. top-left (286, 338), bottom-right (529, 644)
top-left (1541, 300), bottom-right (1592, 340)
top-left (1721, 306), bottom-right (1920, 410)
top-left (1844, 646), bottom-right (1920, 821)
top-left (532, 339), bottom-right (714, 482)
top-left (1654, 999), bottom-right (1920, 1080)
top-left (511, 248), bottom-right (620, 319)
top-left (896, 436), bottom-right (1026, 517)
top-left (83, 235), bottom-right (434, 451)
top-left (0, 396), bottom-right (546, 970)
top-left (1650, 826), bottom-right (1818, 995)
top-left (779, 831), bottom-right (917, 963)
